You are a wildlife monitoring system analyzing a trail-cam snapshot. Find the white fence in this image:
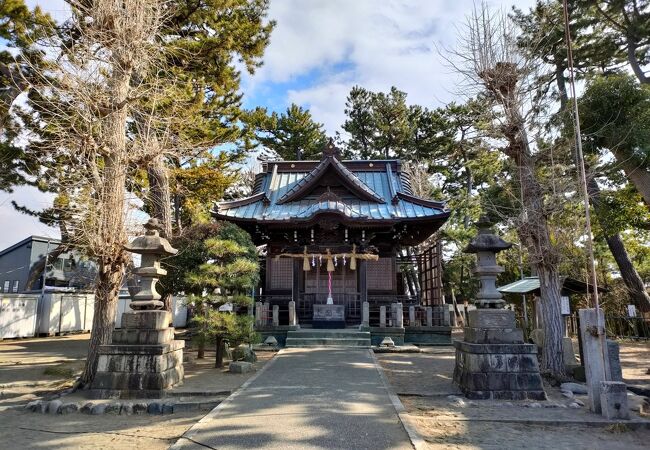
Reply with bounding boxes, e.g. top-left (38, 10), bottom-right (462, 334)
top-left (0, 294), bottom-right (39, 338)
top-left (37, 293), bottom-right (94, 336)
top-left (0, 293), bottom-right (188, 339)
